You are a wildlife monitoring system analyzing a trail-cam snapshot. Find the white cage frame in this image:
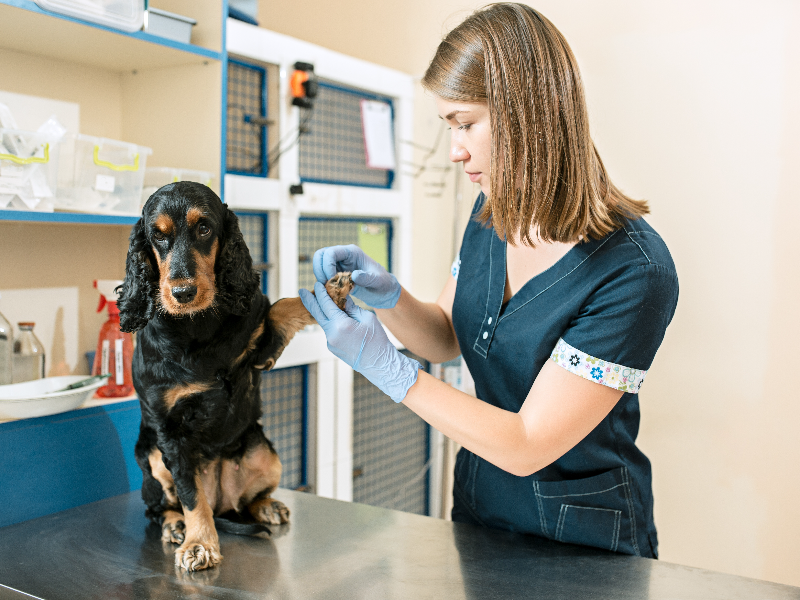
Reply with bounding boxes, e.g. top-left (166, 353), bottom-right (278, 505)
top-left (224, 19), bottom-right (436, 508)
